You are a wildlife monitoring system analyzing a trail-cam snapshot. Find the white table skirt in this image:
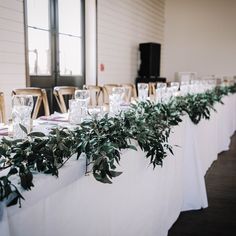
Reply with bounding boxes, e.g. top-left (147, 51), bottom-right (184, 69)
top-left (1, 94), bottom-right (236, 236)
